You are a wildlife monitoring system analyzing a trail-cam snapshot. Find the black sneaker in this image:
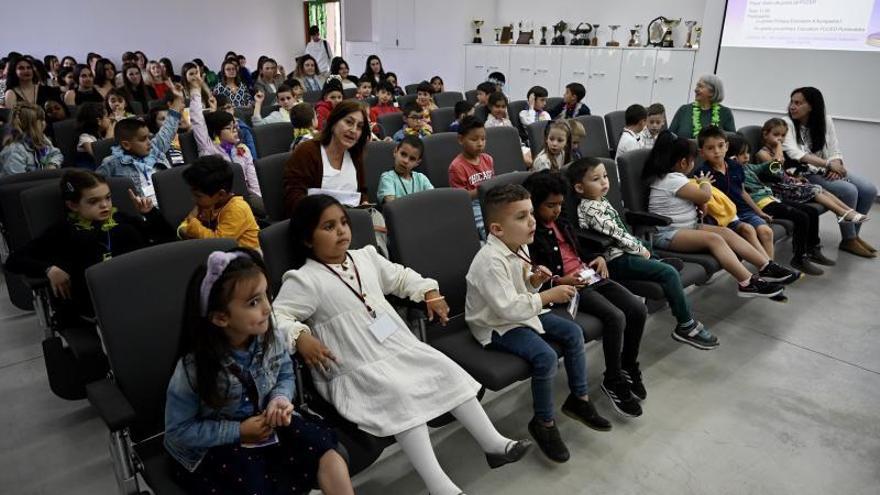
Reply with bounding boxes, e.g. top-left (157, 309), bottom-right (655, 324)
top-left (759, 261), bottom-right (801, 285)
top-left (601, 375), bottom-right (643, 417)
top-left (807, 246), bottom-right (836, 266)
top-left (671, 320), bottom-right (719, 350)
top-left (485, 439), bottom-right (533, 469)
top-left (527, 418), bottom-right (569, 463)
top-left (738, 275), bottom-right (784, 298)
top-left (561, 394), bottom-right (612, 431)
top-left (791, 255), bottom-right (823, 276)
top-left (621, 364), bottom-right (647, 401)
